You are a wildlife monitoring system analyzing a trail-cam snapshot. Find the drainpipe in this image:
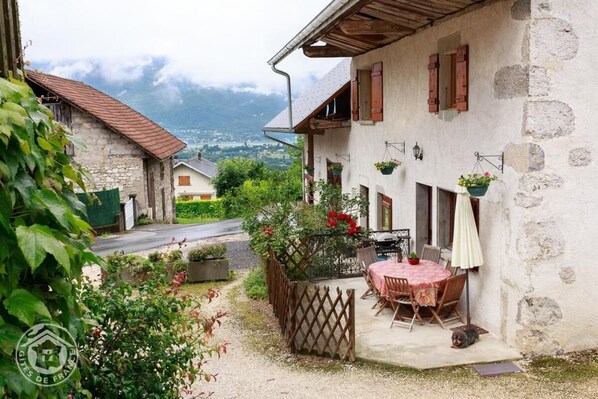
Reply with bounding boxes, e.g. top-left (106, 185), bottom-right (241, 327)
top-left (264, 62), bottom-right (307, 201)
